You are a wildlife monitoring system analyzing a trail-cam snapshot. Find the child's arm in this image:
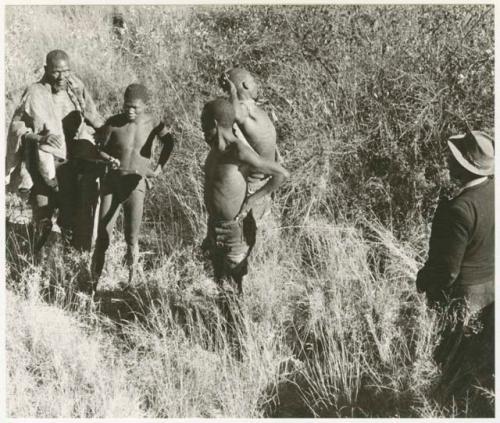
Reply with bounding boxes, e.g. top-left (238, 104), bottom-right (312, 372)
top-left (151, 121), bottom-right (175, 176)
top-left (96, 123), bottom-right (120, 168)
top-left (97, 150), bottom-right (119, 167)
top-left (232, 141), bottom-right (289, 219)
